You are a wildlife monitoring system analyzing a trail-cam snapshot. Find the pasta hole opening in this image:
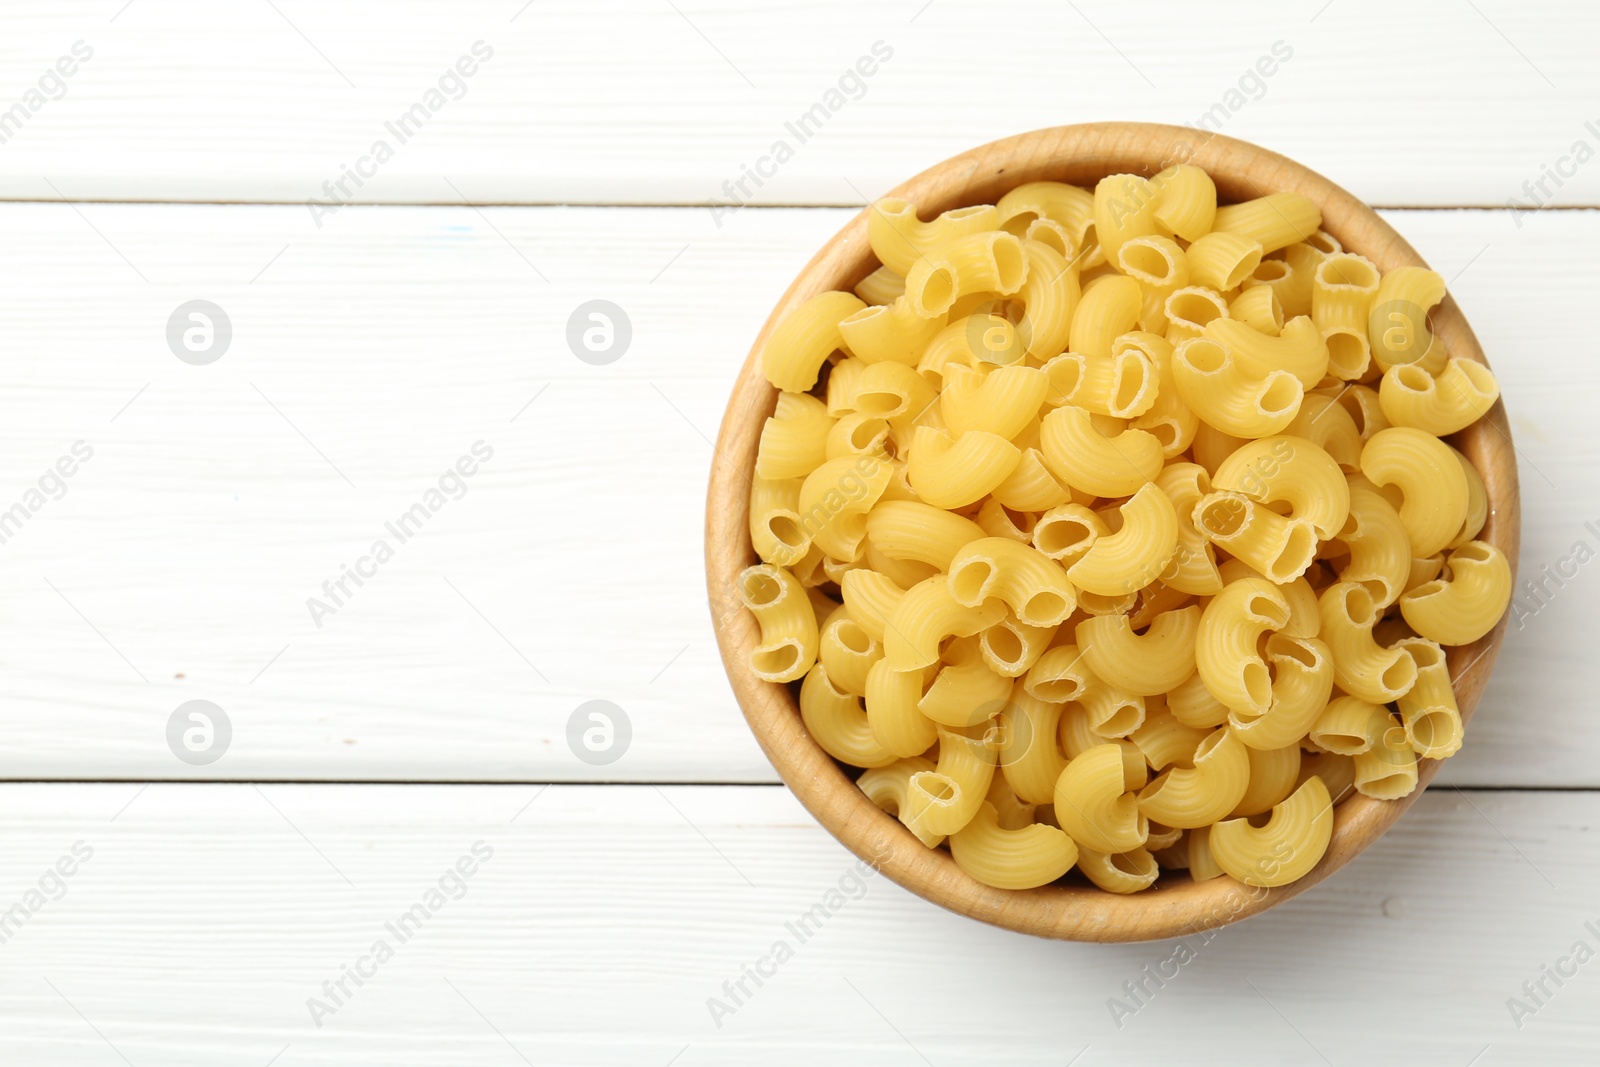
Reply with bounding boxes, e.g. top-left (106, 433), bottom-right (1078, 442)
top-left (1267, 524), bottom-right (1317, 581)
top-left (1168, 292), bottom-right (1226, 330)
top-left (1198, 496), bottom-right (1248, 537)
top-left (1222, 248), bottom-right (1263, 291)
top-left (1305, 230), bottom-right (1341, 255)
top-left (1193, 729), bottom-right (1227, 762)
top-left (1406, 640), bottom-right (1445, 670)
top-left (1395, 364), bottom-right (1433, 392)
top-left (1317, 731), bottom-right (1367, 755)
top-left (1142, 417), bottom-right (1180, 450)
top-left (1178, 338), bottom-right (1229, 374)
top-left (1270, 636), bottom-right (1319, 670)
top-left (1097, 701), bottom-right (1142, 738)
top-left (766, 514), bottom-right (806, 549)
top-left (1036, 518), bottom-right (1093, 557)
top-left (1459, 359), bottom-right (1497, 393)
top-left (849, 418), bottom-right (889, 450)
top-left (1409, 711), bottom-right (1459, 756)
top-left (1246, 811), bottom-right (1273, 828)
top-left (1241, 661), bottom-right (1271, 711)
top-left (1023, 591), bottom-right (1069, 625)
top-left (877, 197), bottom-right (913, 218)
top-left (752, 642), bottom-right (801, 678)
top-left (1110, 850), bottom-right (1149, 877)
top-left (1453, 542), bottom-right (1495, 565)
top-left (990, 240), bottom-right (1028, 293)
top-left (1025, 218), bottom-right (1071, 256)
top-left (1034, 677), bottom-right (1085, 702)
top-left (1318, 255), bottom-right (1380, 291)
top-left (855, 389), bottom-right (906, 416)
top-left (944, 205), bottom-right (990, 222)
top-left (1380, 656), bottom-right (1417, 695)
top-left (1000, 209), bottom-right (1039, 236)
top-left (1325, 331), bottom-right (1368, 379)
top-left (1259, 375), bottom-right (1301, 417)
top-left (740, 571), bottom-right (784, 607)
top-left (1119, 242), bottom-right (1177, 286)
top-left (836, 621), bottom-right (873, 655)
top-left (1341, 583), bottom-right (1378, 624)
top-left (1003, 506), bottom-right (1035, 533)
top-left (918, 268), bottom-right (957, 315)
top-left (985, 625), bottom-right (1024, 665)
top-left (912, 772), bottom-right (958, 805)
top-left (1251, 260), bottom-right (1290, 283)
top-left (1111, 355), bottom-right (1151, 413)
top-left (949, 560), bottom-right (995, 604)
